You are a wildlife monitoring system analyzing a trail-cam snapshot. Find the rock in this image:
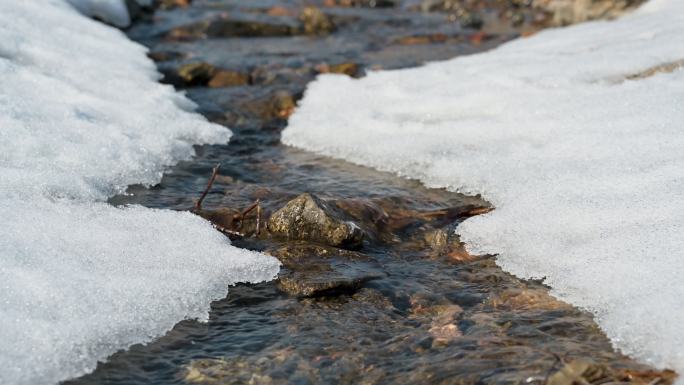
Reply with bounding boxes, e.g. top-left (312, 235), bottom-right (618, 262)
top-left (424, 228), bottom-right (449, 251)
top-left (324, 0), bottom-right (396, 7)
top-left (487, 288), bottom-right (572, 310)
top-left (249, 65), bottom-right (313, 86)
top-left (177, 62), bottom-right (216, 85)
top-left (300, 7), bottom-right (335, 35)
top-left (272, 90), bottom-right (296, 118)
top-left (333, 198), bottom-right (390, 242)
top-left (533, 0), bottom-right (644, 26)
top-left (208, 70), bottom-right (249, 88)
top-left (184, 350), bottom-right (315, 385)
top-left (268, 193), bottom-right (365, 249)
top-left (238, 89), bottom-right (299, 119)
top-left (266, 6), bottom-right (294, 17)
top-left (166, 20), bottom-right (210, 41)
top-left (547, 360), bottom-right (614, 385)
top-left (147, 50), bottom-right (186, 62)
top-left (315, 62), bottom-right (361, 77)
top-left (395, 34), bottom-right (448, 45)
top-left (270, 244), bottom-right (384, 297)
top-left (278, 268), bottom-right (381, 297)
top-left (458, 11), bottom-right (483, 29)
top-left (207, 18), bottom-right (296, 38)
top-left (158, 0), bottom-right (191, 10)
